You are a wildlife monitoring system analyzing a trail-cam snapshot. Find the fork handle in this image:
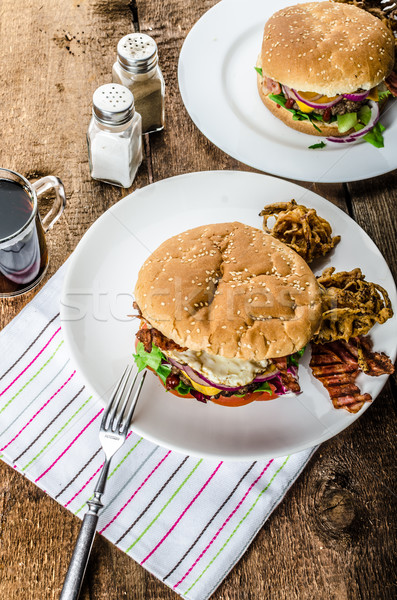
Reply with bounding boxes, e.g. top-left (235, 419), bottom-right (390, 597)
top-left (59, 511), bottom-right (99, 600)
